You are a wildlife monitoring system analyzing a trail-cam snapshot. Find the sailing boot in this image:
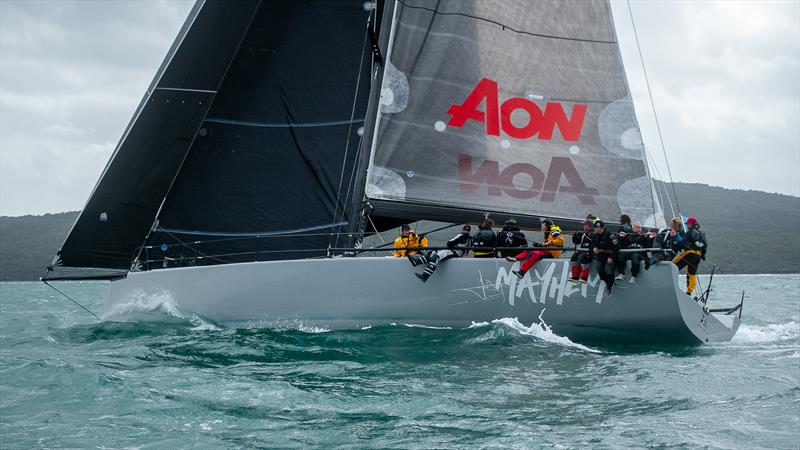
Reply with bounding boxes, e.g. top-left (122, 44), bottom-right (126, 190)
top-left (512, 270), bottom-right (525, 279)
top-left (416, 261), bottom-right (437, 283)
